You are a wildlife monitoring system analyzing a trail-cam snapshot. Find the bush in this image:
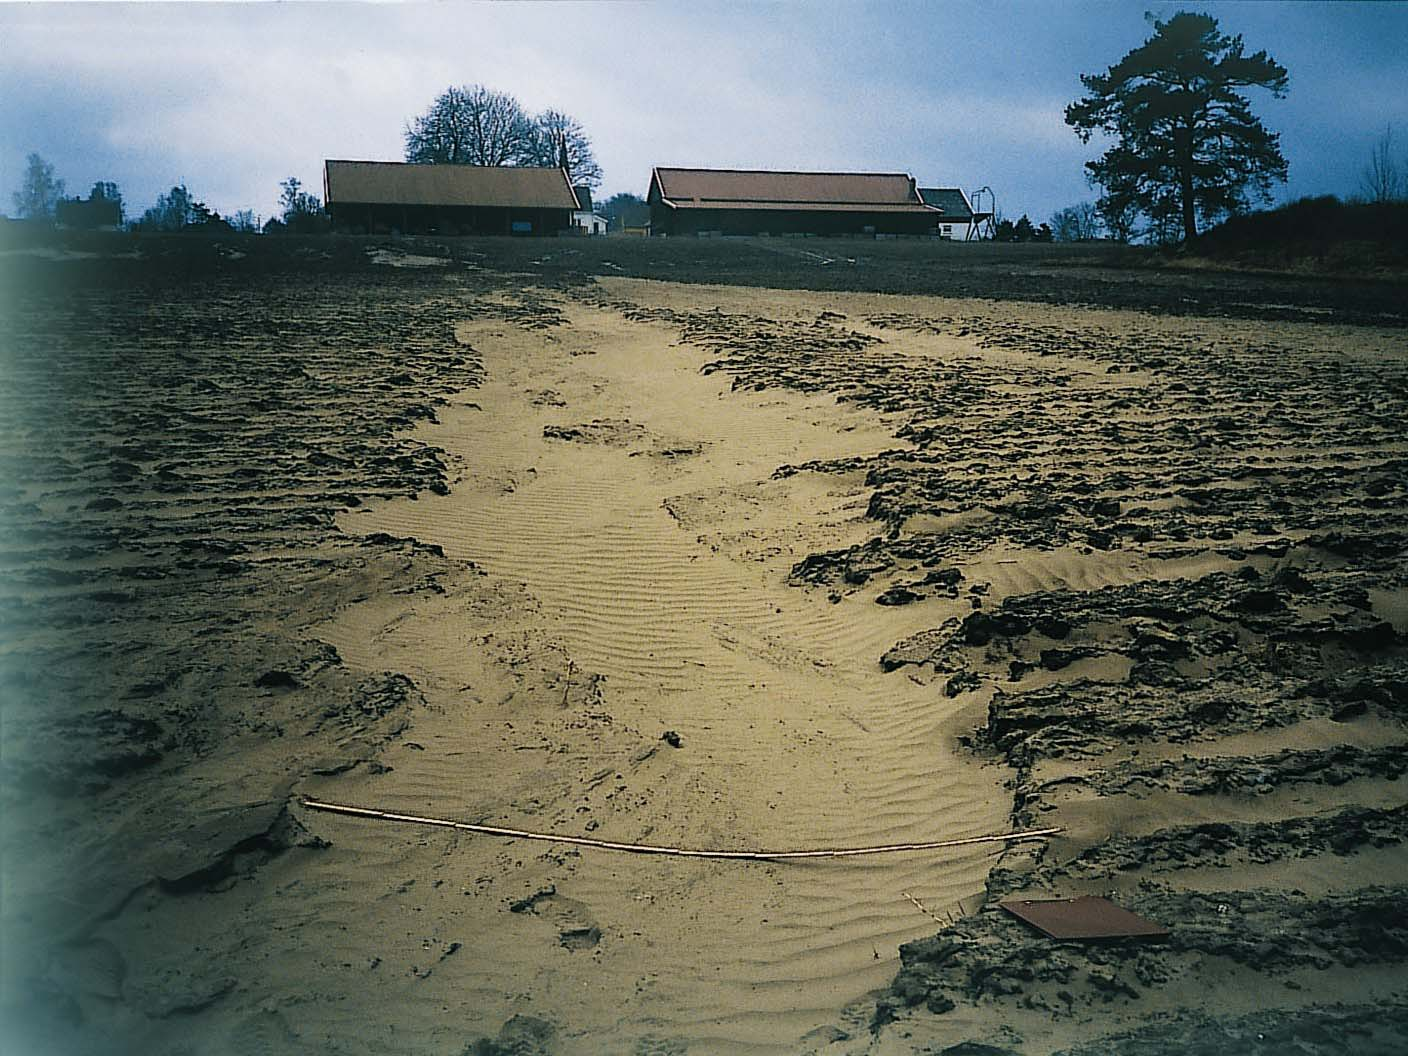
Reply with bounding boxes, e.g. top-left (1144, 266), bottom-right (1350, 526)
top-left (1194, 197), bottom-right (1408, 269)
